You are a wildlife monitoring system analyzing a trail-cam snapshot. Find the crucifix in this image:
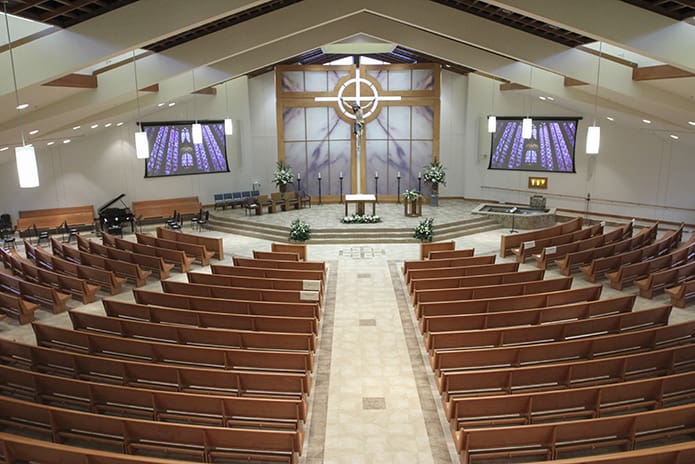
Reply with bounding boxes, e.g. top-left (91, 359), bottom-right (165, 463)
top-left (315, 65), bottom-right (401, 193)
